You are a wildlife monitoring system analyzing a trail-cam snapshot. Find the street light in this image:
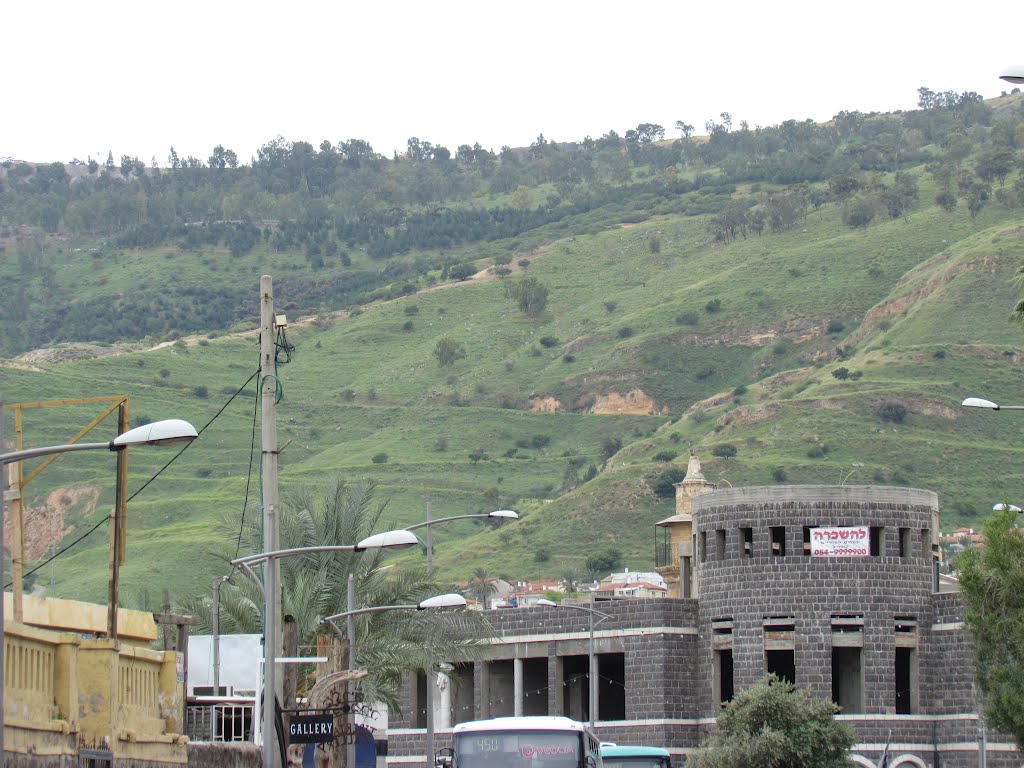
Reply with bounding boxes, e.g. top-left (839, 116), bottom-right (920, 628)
top-left (405, 509), bottom-right (518, 572)
top-left (322, 594), bottom-right (467, 768)
top-left (962, 397), bottom-right (1024, 411)
top-left (230, 529), bottom-right (418, 768)
top-left (1000, 67), bottom-right (1024, 85)
top-left (321, 593), bottom-right (468, 638)
top-left (0, 414), bottom-right (198, 768)
top-left (402, 507), bottom-right (516, 762)
top-left (536, 598), bottom-right (612, 728)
